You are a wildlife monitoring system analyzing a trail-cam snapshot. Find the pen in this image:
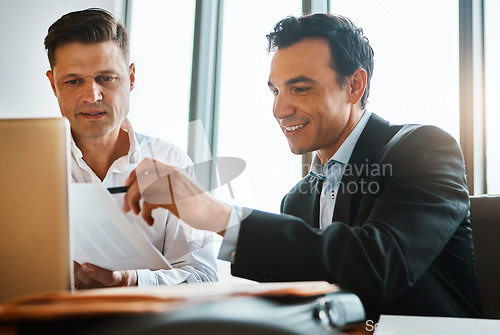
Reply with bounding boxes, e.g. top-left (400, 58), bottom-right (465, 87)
top-left (107, 186), bottom-right (130, 194)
